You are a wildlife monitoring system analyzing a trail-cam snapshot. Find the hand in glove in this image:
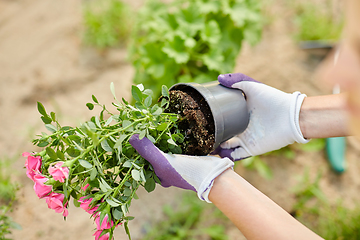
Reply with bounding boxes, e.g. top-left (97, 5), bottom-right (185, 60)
top-left (214, 73), bottom-right (309, 161)
top-left (129, 134), bottom-right (234, 203)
